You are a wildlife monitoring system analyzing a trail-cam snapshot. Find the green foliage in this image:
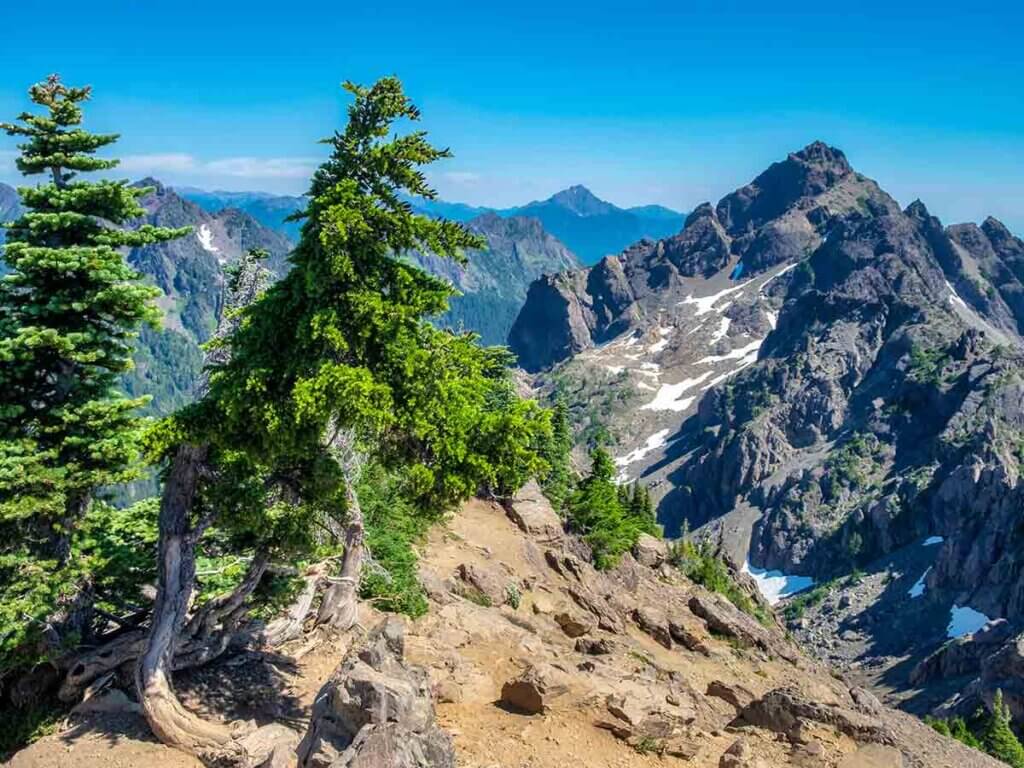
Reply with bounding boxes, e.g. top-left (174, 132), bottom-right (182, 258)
top-left (669, 538), bottom-right (770, 625)
top-left (927, 692), bottom-right (1024, 767)
top-left (982, 691), bottom-right (1024, 767)
top-left (825, 433), bottom-right (884, 499)
top-left (0, 76), bottom-right (186, 671)
top-left (539, 396), bottom-right (575, 511)
top-left (172, 78), bottom-right (552, 552)
top-left (907, 343), bottom-right (950, 386)
top-left (357, 462), bottom-right (432, 617)
top-left (782, 579), bottom-right (835, 622)
top-left (0, 693), bottom-right (64, 760)
top-left (566, 448), bottom-right (660, 569)
top-left (504, 582), bottom-right (522, 609)
top-left (0, 498), bottom-right (158, 671)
